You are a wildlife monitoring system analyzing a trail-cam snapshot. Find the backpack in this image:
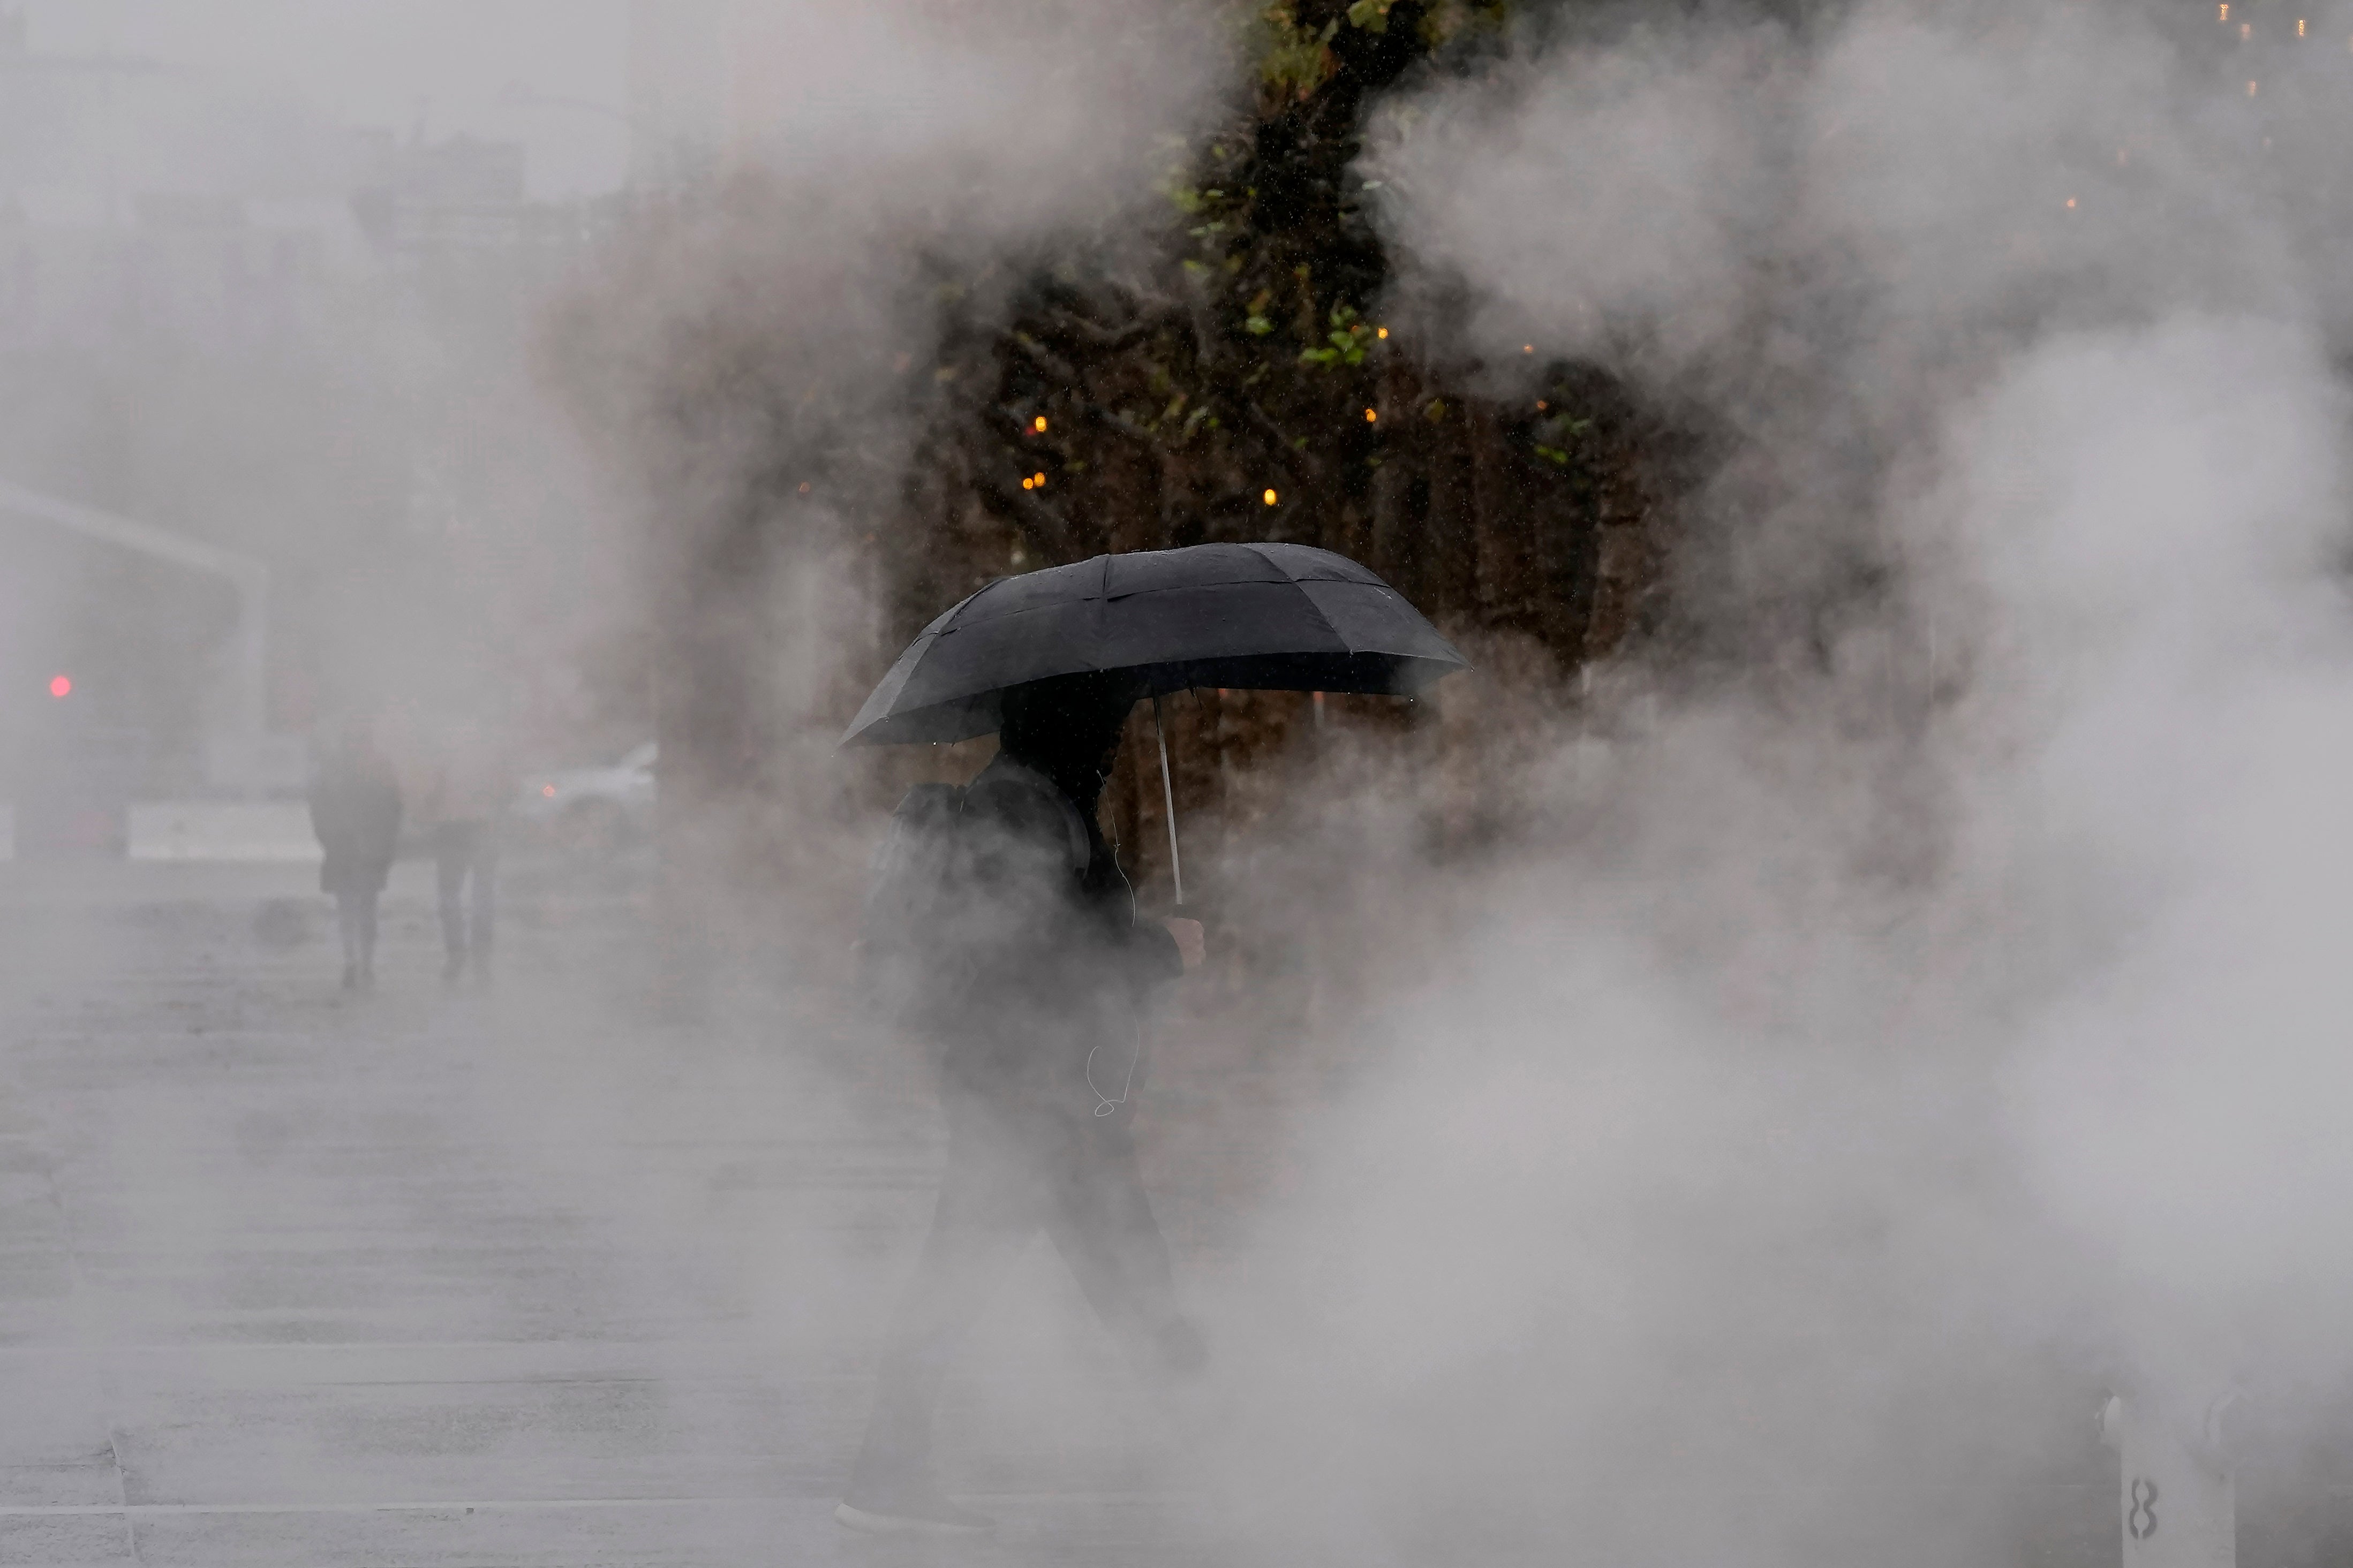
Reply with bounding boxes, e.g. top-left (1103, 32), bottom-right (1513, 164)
top-left (856, 767), bottom-right (1089, 1031)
